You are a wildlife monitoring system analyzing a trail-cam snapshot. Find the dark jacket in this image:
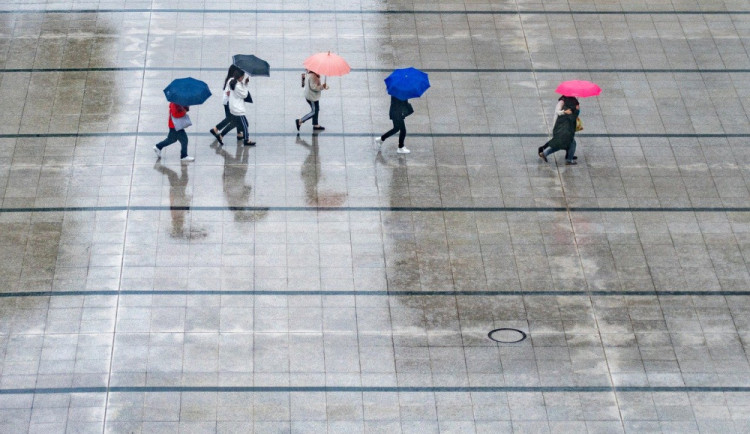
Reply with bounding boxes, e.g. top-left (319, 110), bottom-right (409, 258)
top-left (545, 108), bottom-right (579, 151)
top-left (389, 96), bottom-right (411, 121)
